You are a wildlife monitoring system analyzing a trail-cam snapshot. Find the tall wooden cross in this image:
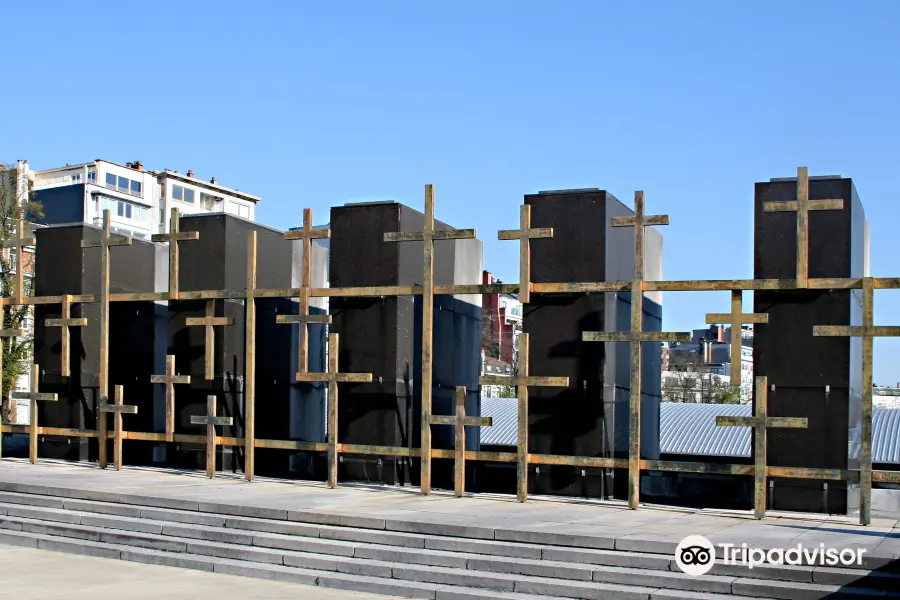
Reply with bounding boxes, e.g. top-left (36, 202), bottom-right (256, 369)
top-left (244, 232), bottom-right (258, 481)
top-left (763, 166), bottom-right (844, 289)
top-left (583, 191), bottom-right (689, 510)
top-left (45, 295), bottom-right (88, 377)
top-left (99, 384), bottom-right (137, 471)
top-left (280, 208), bottom-right (332, 375)
top-left (150, 355), bottom-right (191, 442)
top-left (716, 375), bottom-right (808, 519)
top-left (813, 277), bottom-right (900, 525)
top-left (151, 207), bottom-right (199, 300)
top-left (480, 333), bottom-right (568, 502)
top-left (81, 209), bottom-right (131, 470)
top-left (10, 364), bottom-right (58, 464)
top-left (1, 217), bottom-right (36, 305)
top-left (0, 327), bottom-right (25, 459)
top-left (498, 204), bottom-right (553, 303)
top-left (384, 184), bottom-right (476, 495)
top-left (296, 332), bottom-right (373, 489)
top-left (705, 290), bottom-right (768, 391)
top-left (185, 299), bottom-right (234, 381)
top-left (429, 386), bottom-right (492, 497)
top-left (190, 394), bottom-right (232, 479)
